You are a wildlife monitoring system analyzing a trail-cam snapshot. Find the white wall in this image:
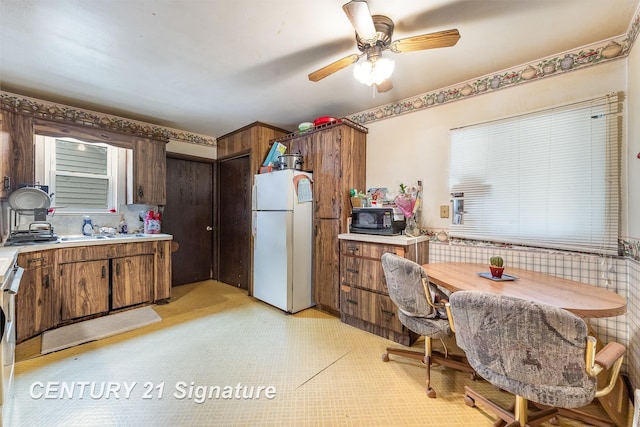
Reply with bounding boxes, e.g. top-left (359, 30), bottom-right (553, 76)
top-left (364, 60), bottom-right (628, 233)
